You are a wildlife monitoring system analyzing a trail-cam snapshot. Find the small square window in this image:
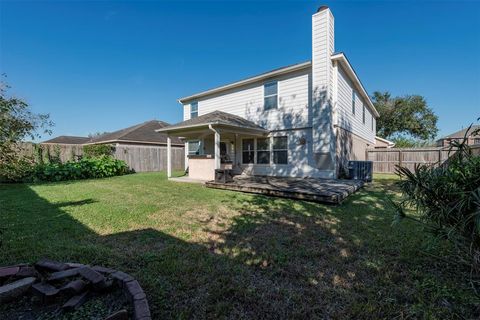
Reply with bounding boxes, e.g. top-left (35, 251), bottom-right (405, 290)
top-left (188, 140), bottom-right (200, 155)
